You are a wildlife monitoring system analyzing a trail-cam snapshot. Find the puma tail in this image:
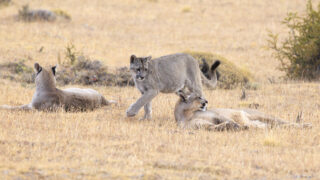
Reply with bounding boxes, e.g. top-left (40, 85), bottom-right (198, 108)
top-left (201, 60), bottom-right (221, 89)
top-left (0, 104), bottom-right (32, 111)
top-left (101, 97), bottom-right (117, 106)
